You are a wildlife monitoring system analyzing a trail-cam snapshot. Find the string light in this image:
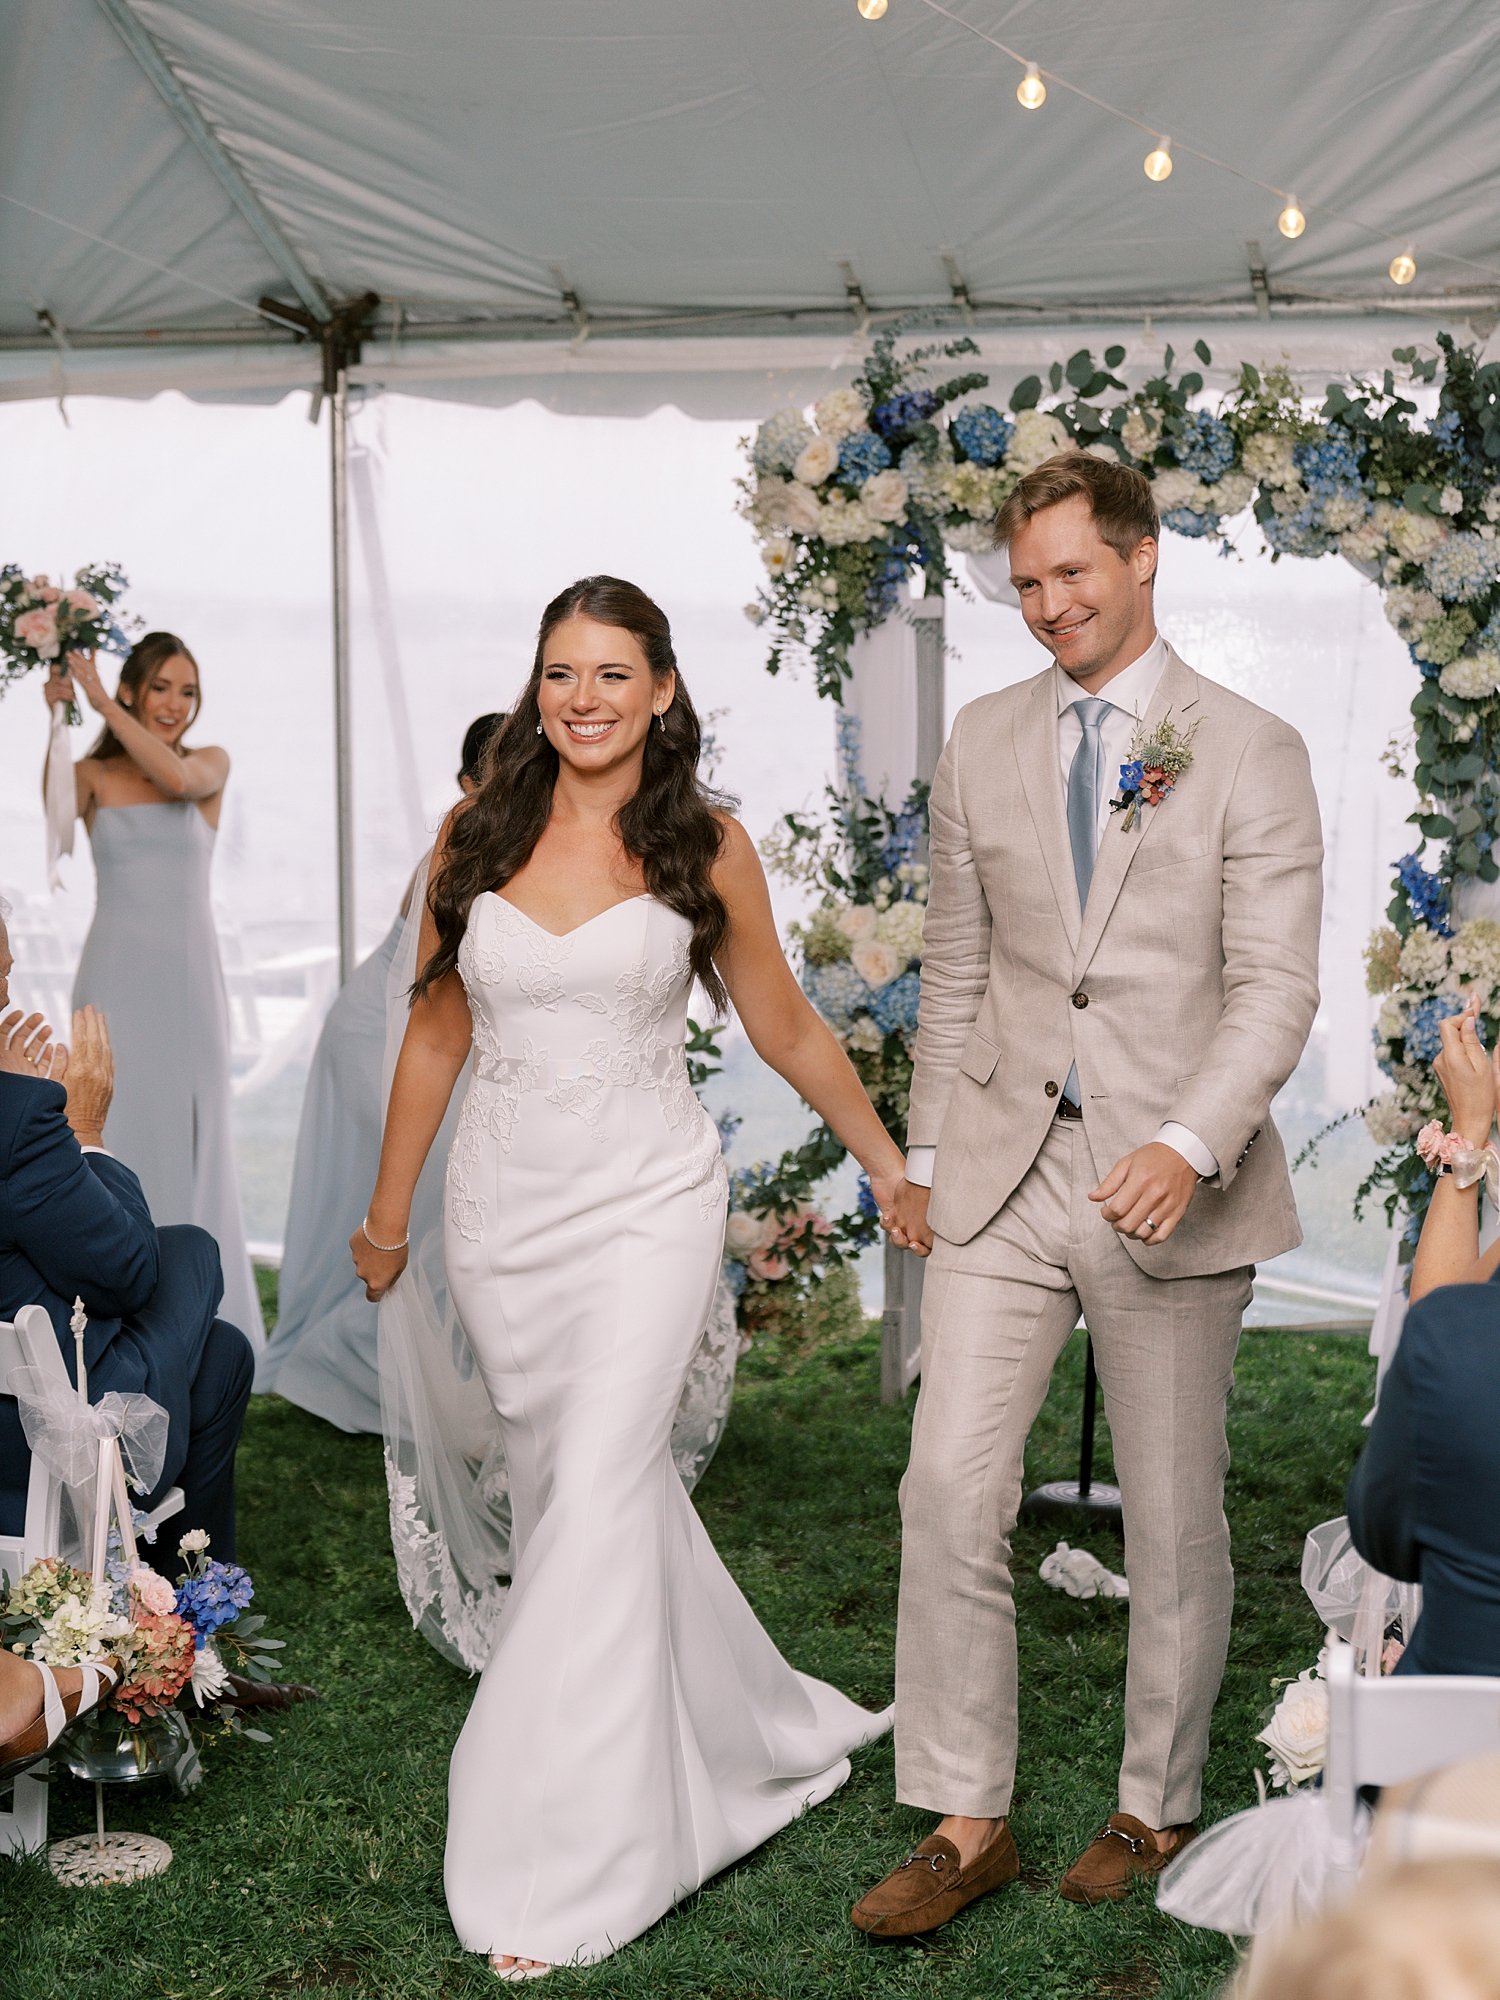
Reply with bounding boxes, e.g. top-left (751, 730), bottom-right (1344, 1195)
top-left (1143, 137), bottom-right (1173, 183)
top-left (1389, 245), bottom-right (1417, 285)
top-left (856, 0), bottom-right (888, 17)
top-left (1016, 62), bottom-right (1046, 110)
top-left (1278, 197), bottom-right (1306, 240)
